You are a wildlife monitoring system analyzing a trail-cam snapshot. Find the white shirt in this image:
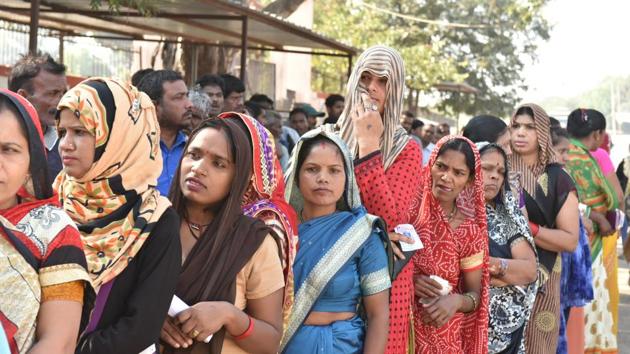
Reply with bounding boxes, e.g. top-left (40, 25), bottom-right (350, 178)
top-left (43, 126), bottom-right (58, 151)
top-left (422, 142), bottom-right (435, 166)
